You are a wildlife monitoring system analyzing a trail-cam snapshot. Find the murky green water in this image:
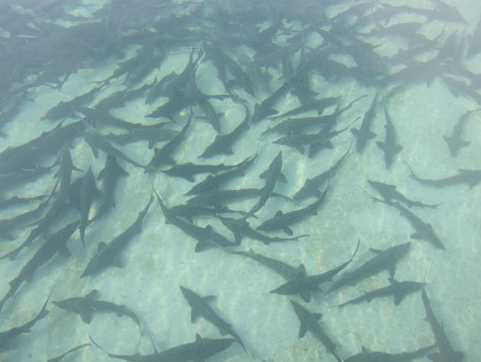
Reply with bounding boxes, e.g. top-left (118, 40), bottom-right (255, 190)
top-left (0, 1), bottom-right (480, 361)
